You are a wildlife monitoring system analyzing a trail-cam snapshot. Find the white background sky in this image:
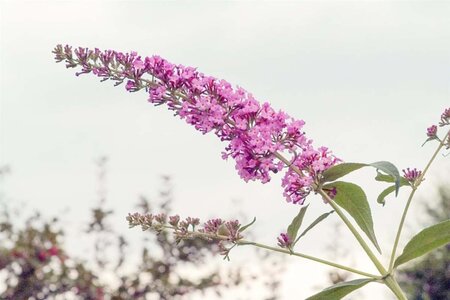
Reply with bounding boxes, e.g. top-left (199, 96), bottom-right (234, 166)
top-left (1, 1), bottom-right (449, 299)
